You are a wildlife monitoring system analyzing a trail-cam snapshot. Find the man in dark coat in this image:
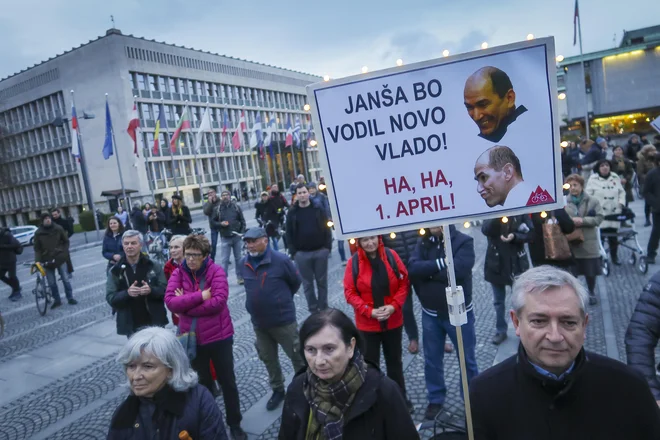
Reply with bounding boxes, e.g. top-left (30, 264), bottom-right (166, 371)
top-left (470, 266), bottom-right (660, 440)
top-left (106, 230), bottom-right (168, 337)
top-left (408, 225), bottom-right (478, 421)
top-left (202, 188), bottom-right (222, 261)
top-left (51, 208), bottom-right (74, 276)
top-left (214, 190), bottom-right (247, 284)
top-left (482, 215), bottom-right (534, 345)
top-left (130, 203), bottom-right (148, 235)
top-left (0, 227), bottom-right (23, 301)
top-left (644, 156), bottom-right (660, 264)
top-left (34, 213), bottom-right (77, 308)
top-left (625, 270), bottom-right (660, 405)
